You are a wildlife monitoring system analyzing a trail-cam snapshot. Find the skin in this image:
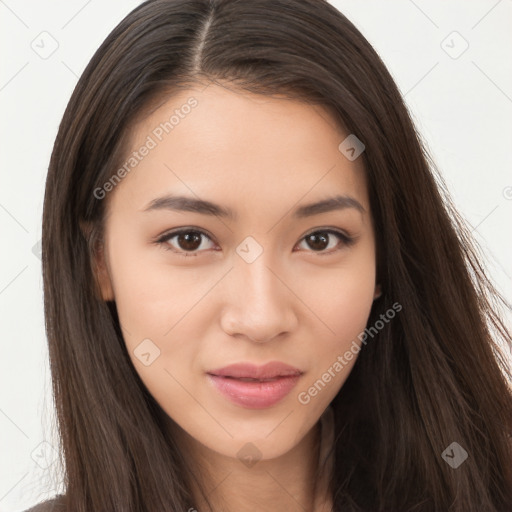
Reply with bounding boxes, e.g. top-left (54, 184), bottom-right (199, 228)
top-left (94, 82), bottom-right (380, 512)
